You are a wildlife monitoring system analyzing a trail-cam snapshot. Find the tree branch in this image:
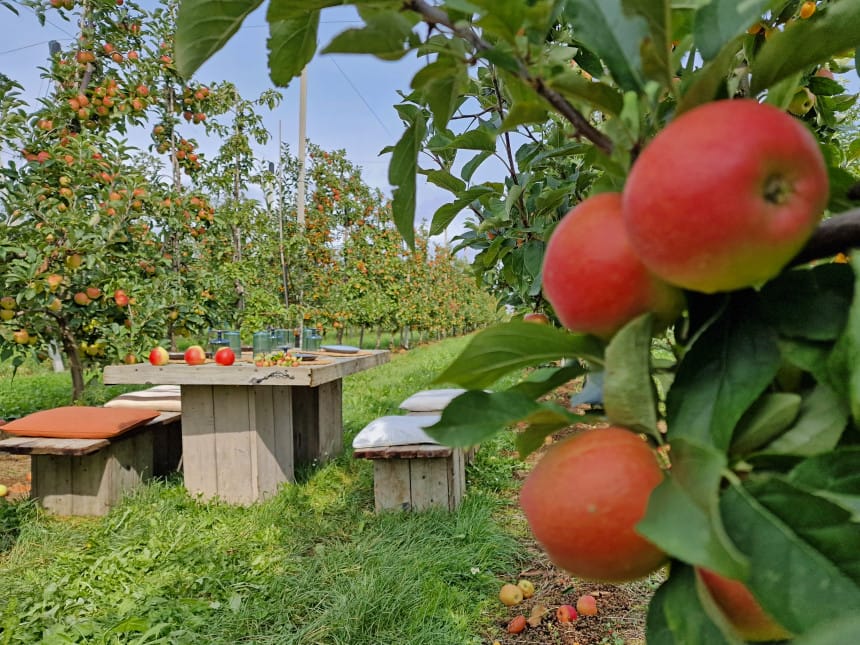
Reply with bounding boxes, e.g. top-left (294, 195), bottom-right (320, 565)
top-left (791, 208), bottom-right (860, 266)
top-left (404, 0), bottom-right (613, 155)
